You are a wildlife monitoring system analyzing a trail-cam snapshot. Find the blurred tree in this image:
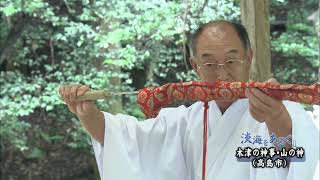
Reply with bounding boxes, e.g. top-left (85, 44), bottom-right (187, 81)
top-left (0, 0), bottom-right (318, 179)
top-left (270, 0), bottom-right (319, 85)
top-left (0, 0), bottom-right (239, 179)
top-left (240, 0), bottom-right (273, 82)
